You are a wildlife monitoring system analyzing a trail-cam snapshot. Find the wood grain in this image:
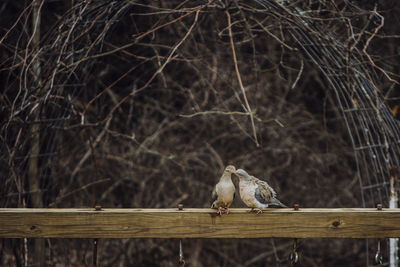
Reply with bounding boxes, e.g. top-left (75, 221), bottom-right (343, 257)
top-left (0, 208), bottom-right (399, 238)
